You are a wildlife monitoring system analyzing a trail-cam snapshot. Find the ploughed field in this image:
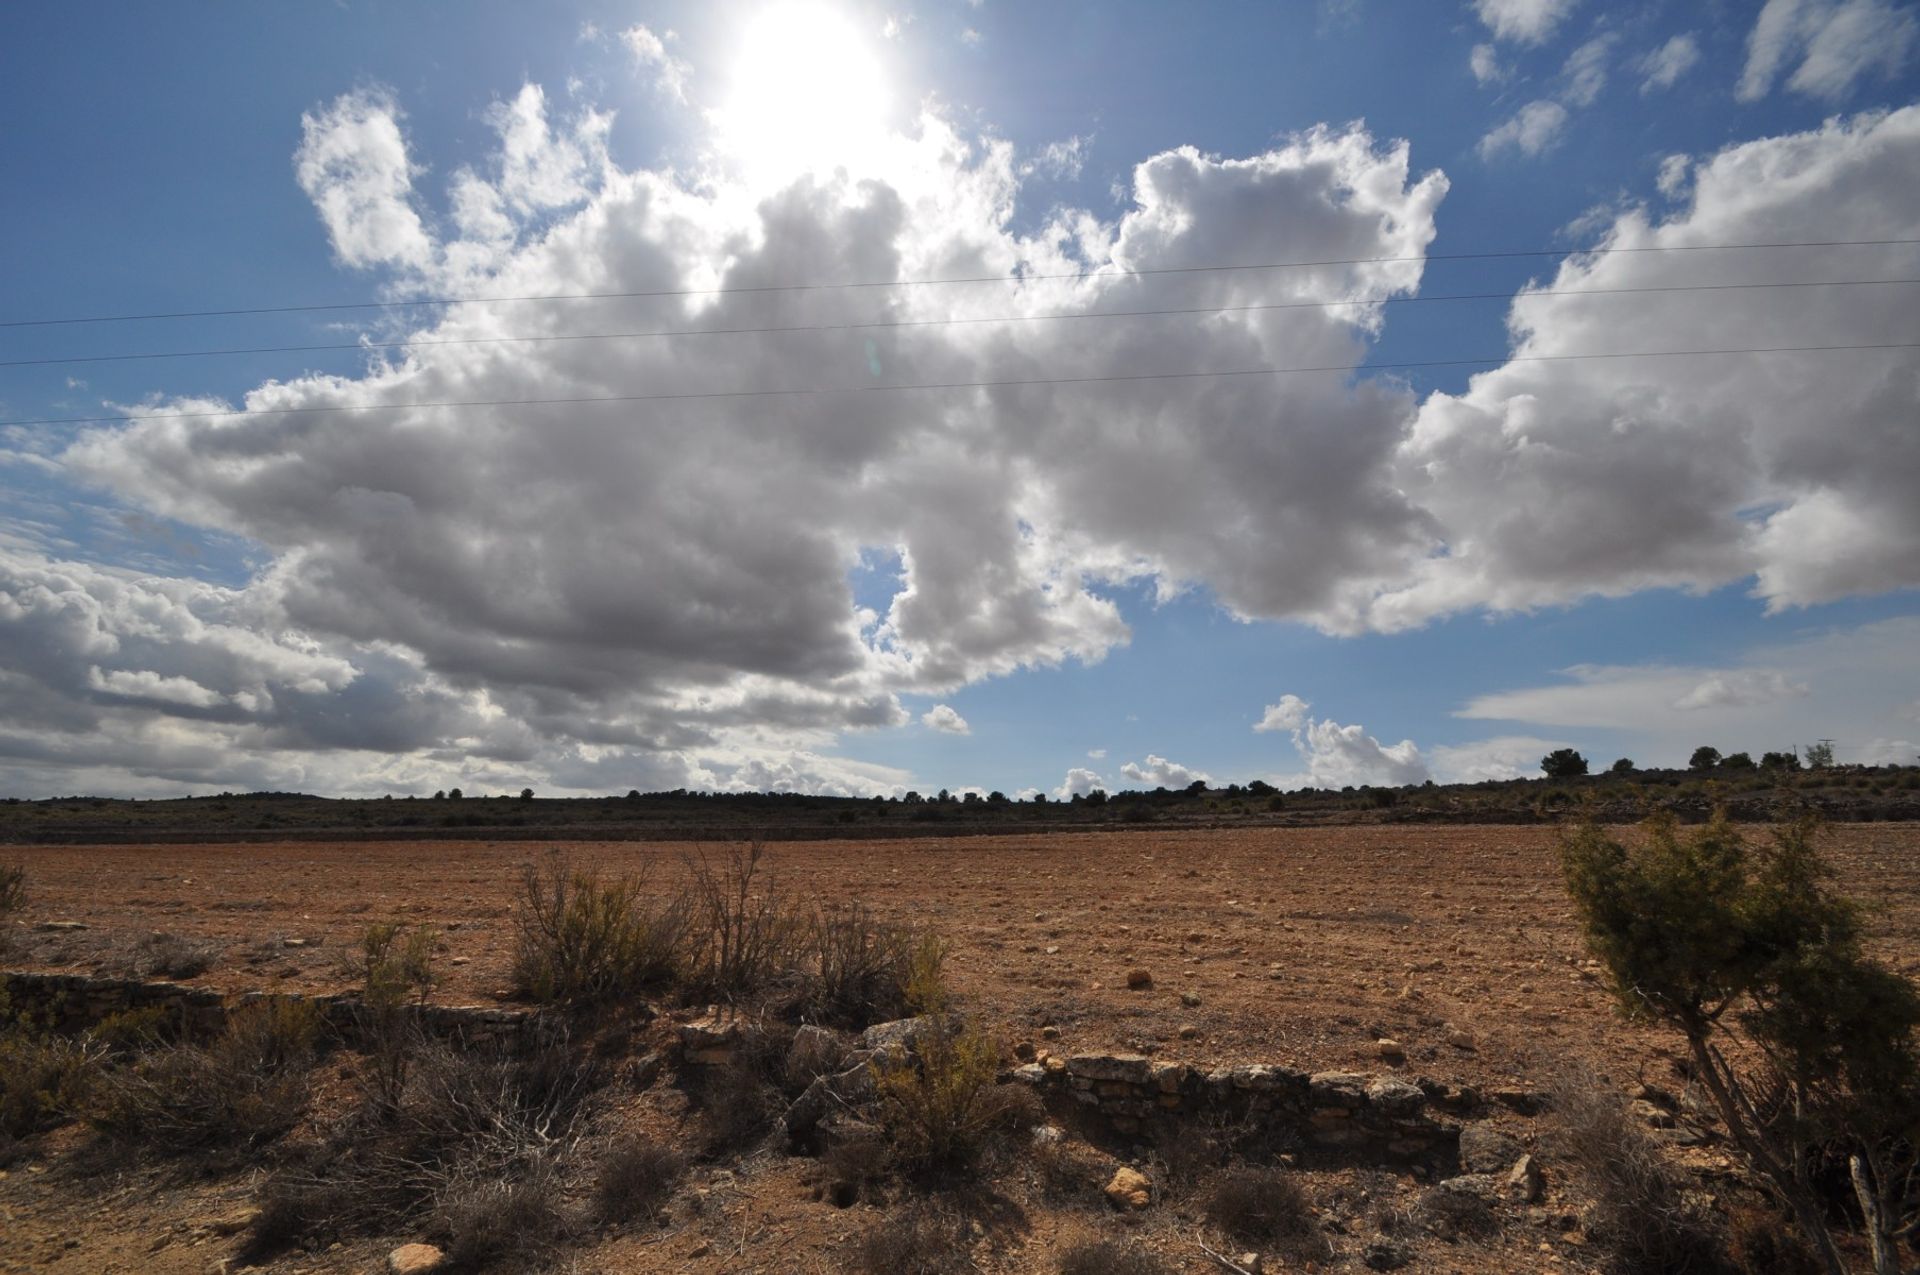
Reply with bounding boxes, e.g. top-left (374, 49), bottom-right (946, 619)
top-left (10, 822), bottom-right (1920, 1094)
